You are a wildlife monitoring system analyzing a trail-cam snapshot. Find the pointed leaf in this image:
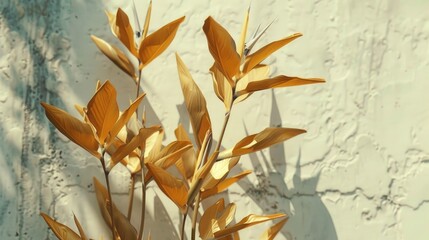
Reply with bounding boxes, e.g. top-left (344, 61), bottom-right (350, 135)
top-left (139, 16), bottom-right (185, 68)
top-left (74, 214), bottom-right (88, 240)
top-left (209, 64), bottom-right (233, 111)
top-left (86, 81), bottom-right (119, 145)
top-left (41, 102), bottom-right (100, 158)
top-left (214, 213), bottom-right (286, 238)
top-left (199, 198), bottom-right (225, 239)
top-left (176, 53), bottom-right (212, 149)
top-left (93, 178), bottom-right (138, 240)
top-left (40, 213), bottom-right (81, 240)
top-left (218, 128), bottom-right (306, 159)
top-left (235, 64), bottom-right (270, 103)
top-left (203, 17), bottom-right (240, 84)
top-left (243, 33), bottom-right (302, 73)
top-left (239, 75), bottom-right (325, 95)
top-left (237, 7), bottom-right (250, 58)
top-left (146, 163), bottom-right (188, 211)
top-left (259, 218), bottom-right (288, 240)
top-left (142, 0), bottom-right (152, 39)
top-left (91, 35), bottom-right (136, 79)
top-left (116, 8), bottom-right (138, 56)
top-left (107, 93), bottom-right (145, 145)
top-left (201, 170), bottom-right (252, 200)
